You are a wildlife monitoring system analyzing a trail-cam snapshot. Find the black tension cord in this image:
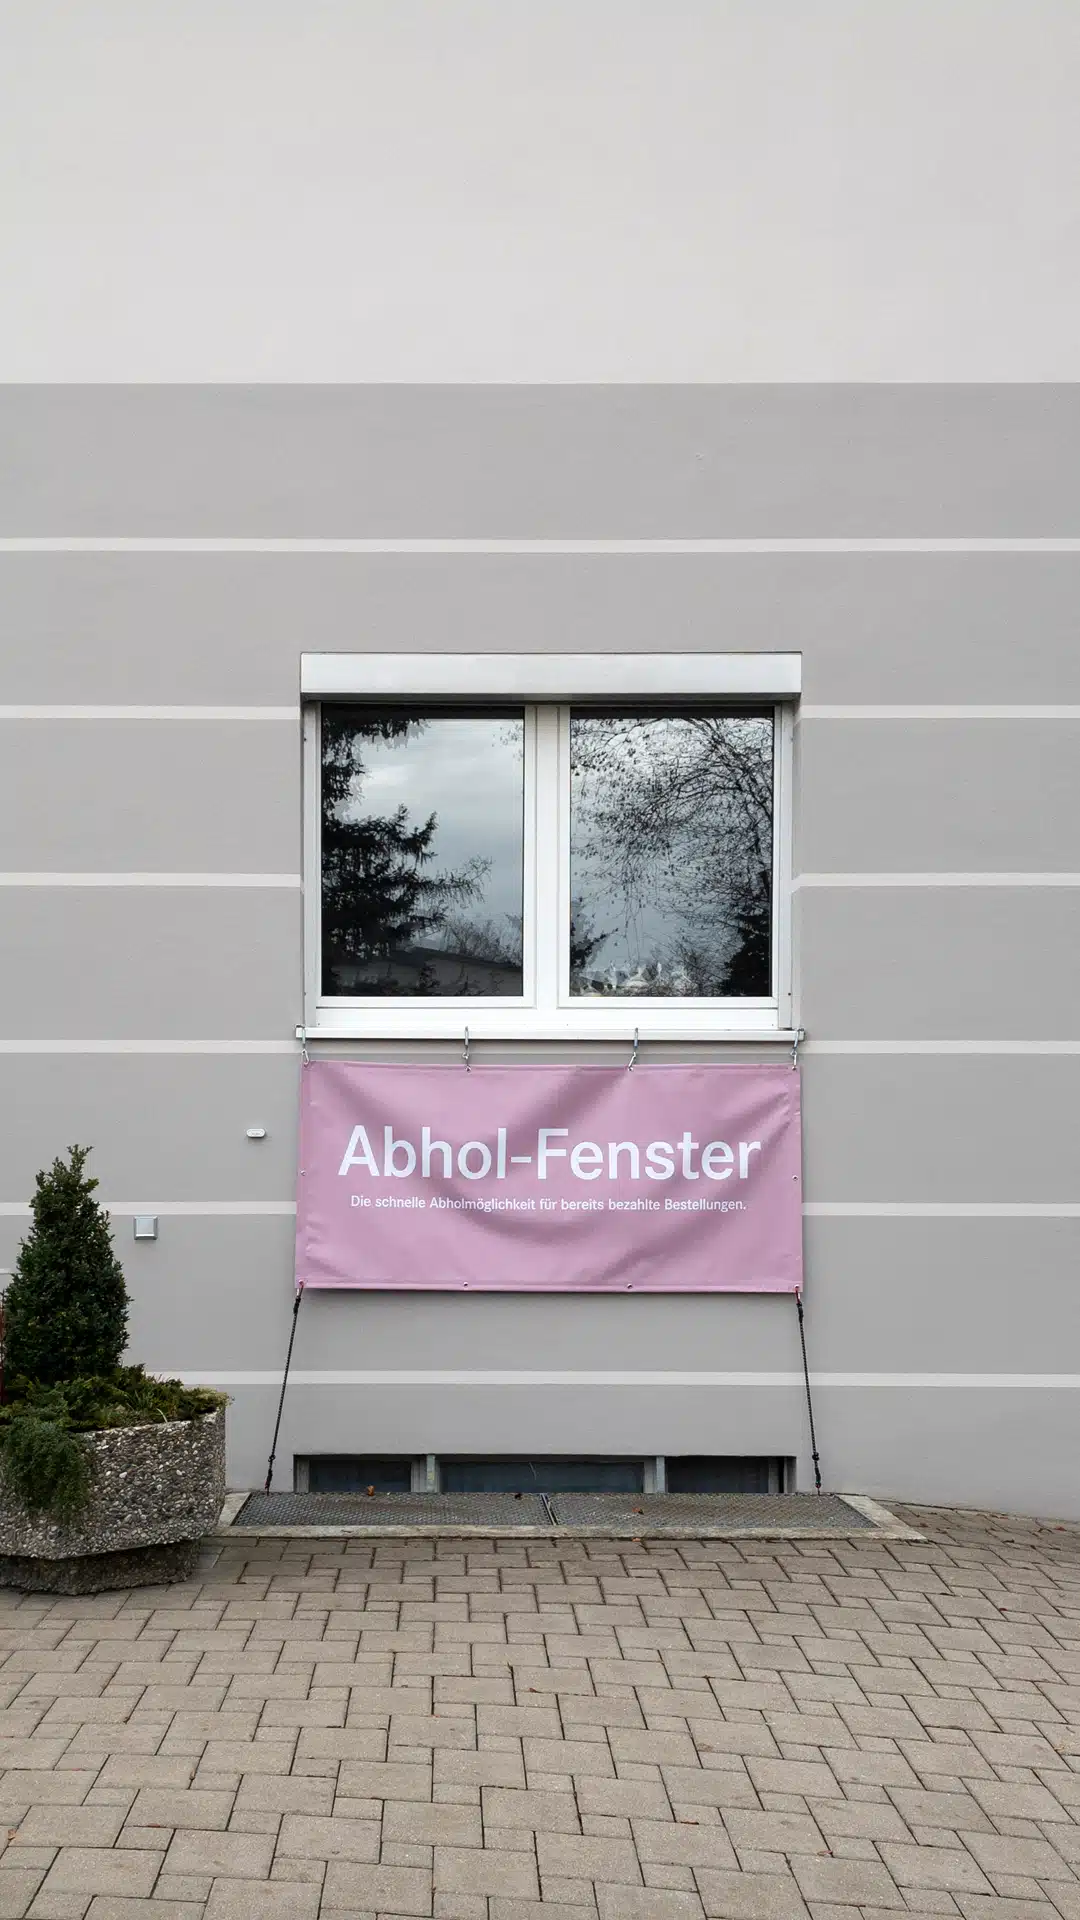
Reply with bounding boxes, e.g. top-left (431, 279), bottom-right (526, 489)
top-left (795, 1290), bottom-right (823, 1492)
top-left (264, 1281), bottom-right (305, 1494)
